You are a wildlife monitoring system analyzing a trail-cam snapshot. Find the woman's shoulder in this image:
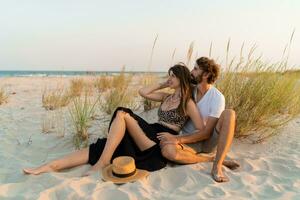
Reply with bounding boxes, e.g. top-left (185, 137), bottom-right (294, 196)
top-left (186, 98), bottom-right (197, 109)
